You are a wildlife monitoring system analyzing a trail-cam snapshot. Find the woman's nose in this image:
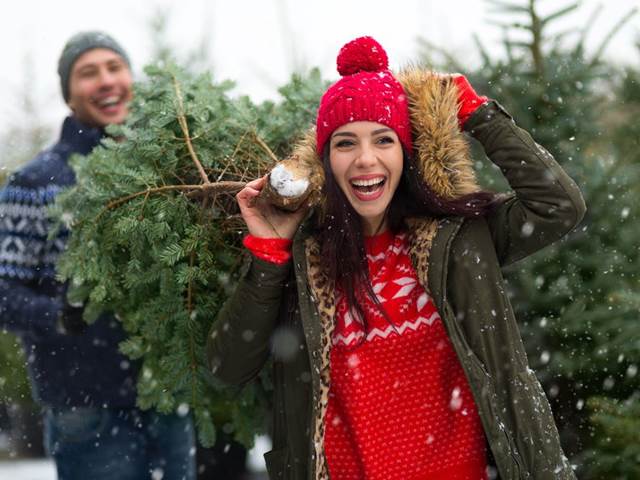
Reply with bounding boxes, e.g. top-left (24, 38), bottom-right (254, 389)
top-left (355, 144), bottom-right (377, 168)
